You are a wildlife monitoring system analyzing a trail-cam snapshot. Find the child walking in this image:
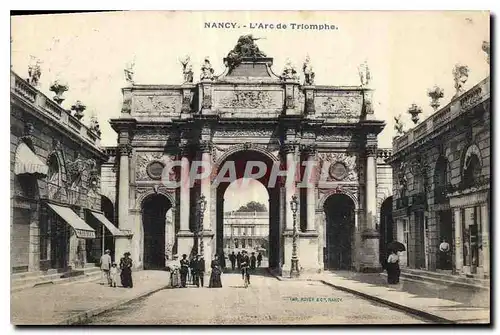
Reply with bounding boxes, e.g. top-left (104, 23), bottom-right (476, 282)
top-left (110, 263), bottom-right (119, 287)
